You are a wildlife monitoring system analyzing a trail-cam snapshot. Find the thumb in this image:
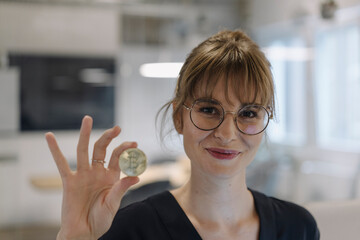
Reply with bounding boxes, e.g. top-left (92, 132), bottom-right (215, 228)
top-left (106, 176), bottom-right (139, 212)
